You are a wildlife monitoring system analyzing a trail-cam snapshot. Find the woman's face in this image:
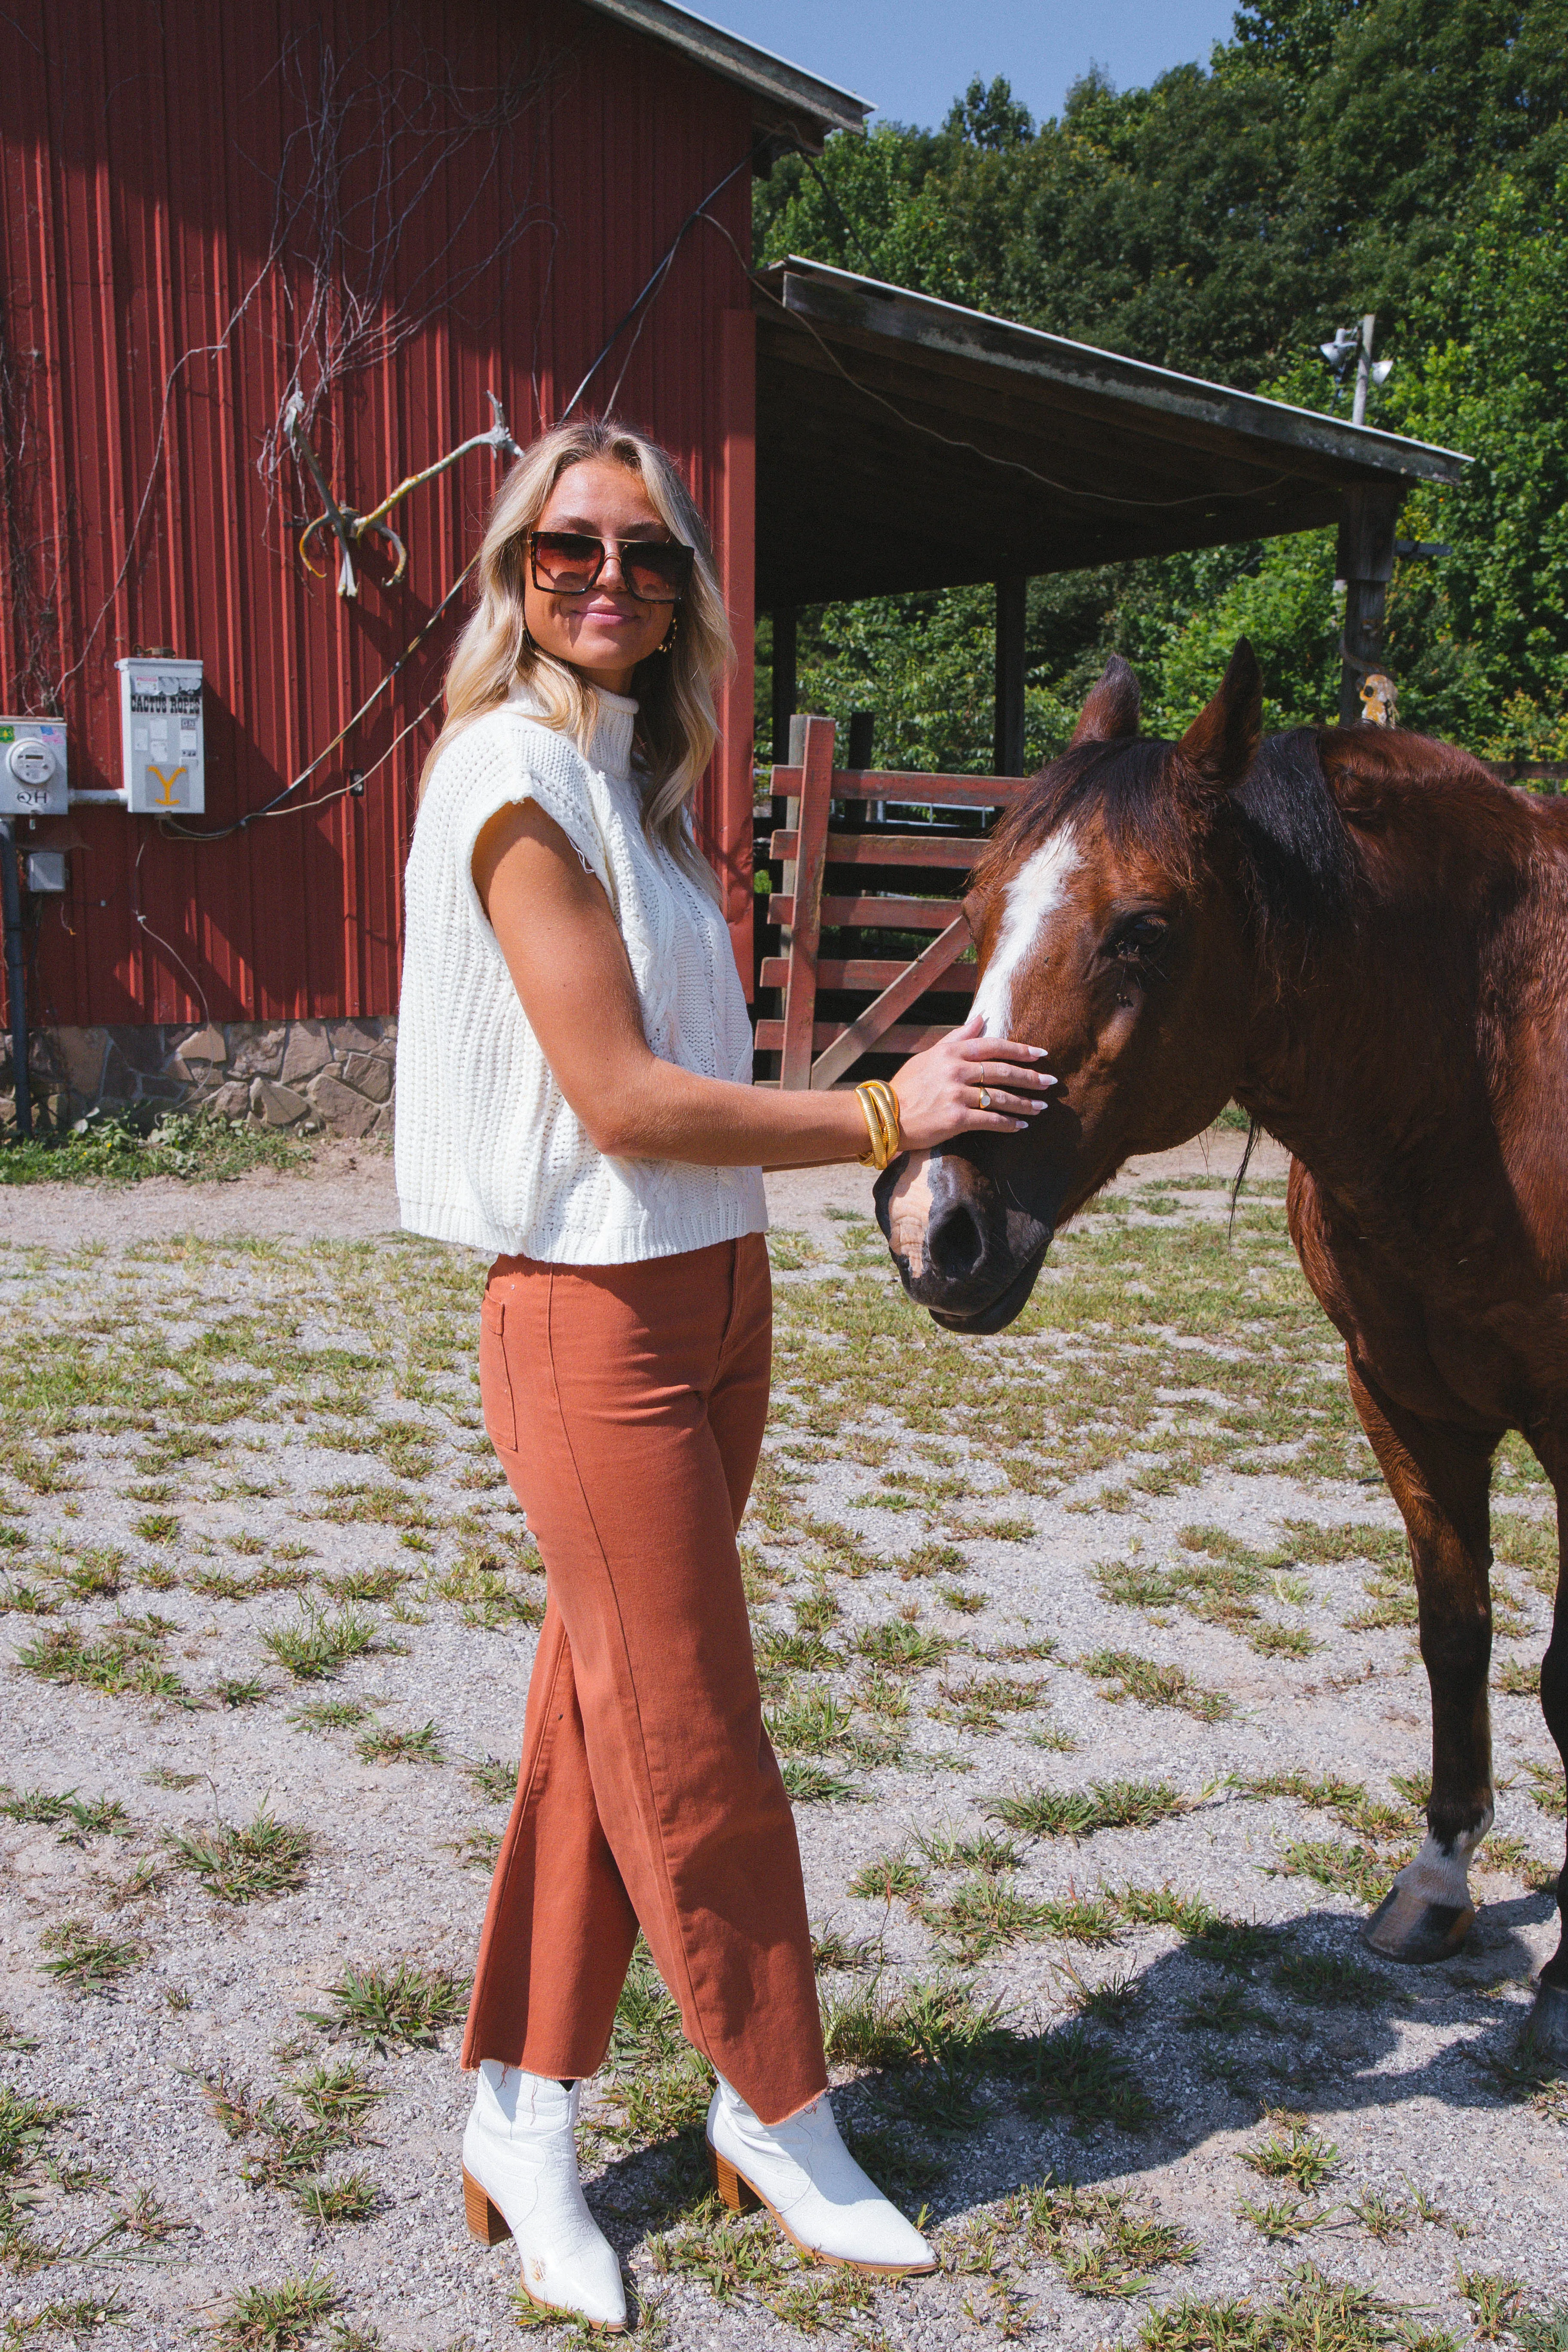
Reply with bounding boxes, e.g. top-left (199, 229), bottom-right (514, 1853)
top-left (522, 456), bottom-right (679, 695)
